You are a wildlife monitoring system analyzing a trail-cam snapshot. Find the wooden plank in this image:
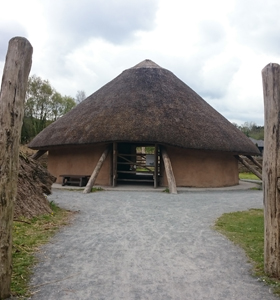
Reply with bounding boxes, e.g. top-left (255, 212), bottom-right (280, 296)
top-left (154, 144), bottom-right (158, 188)
top-left (161, 146), bottom-right (177, 194)
top-left (235, 155), bottom-right (262, 180)
top-left (83, 146), bottom-right (110, 193)
top-left (31, 150), bottom-right (47, 160)
top-left (113, 142), bottom-right (117, 187)
top-left (0, 37), bottom-right (32, 299)
top-left (262, 63), bottom-right (280, 277)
